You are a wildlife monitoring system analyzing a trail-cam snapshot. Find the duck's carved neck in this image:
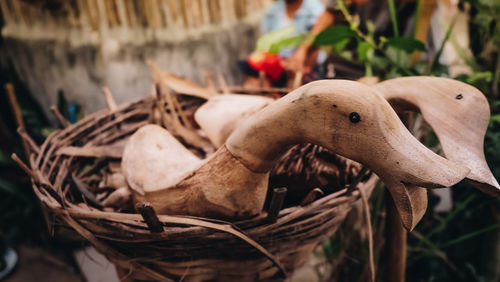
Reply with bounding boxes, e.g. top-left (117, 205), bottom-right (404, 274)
top-left (226, 87), bottom-right (329, 173)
